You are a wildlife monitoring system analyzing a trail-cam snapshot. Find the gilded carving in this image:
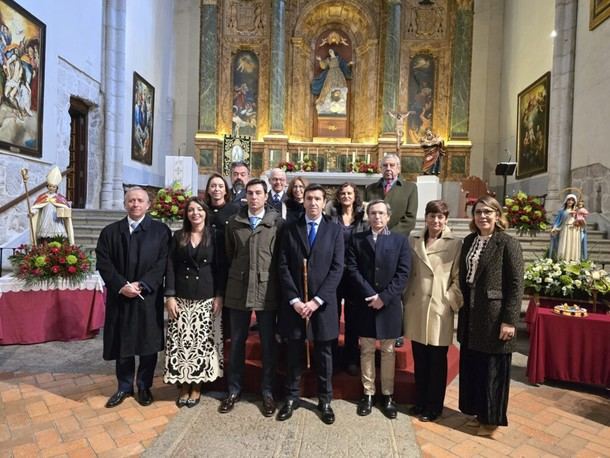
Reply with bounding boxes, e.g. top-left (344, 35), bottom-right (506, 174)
top-left (405, 0), bottom-right (447, 40)
top-left (226, 1), bottom-right (266, 35)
